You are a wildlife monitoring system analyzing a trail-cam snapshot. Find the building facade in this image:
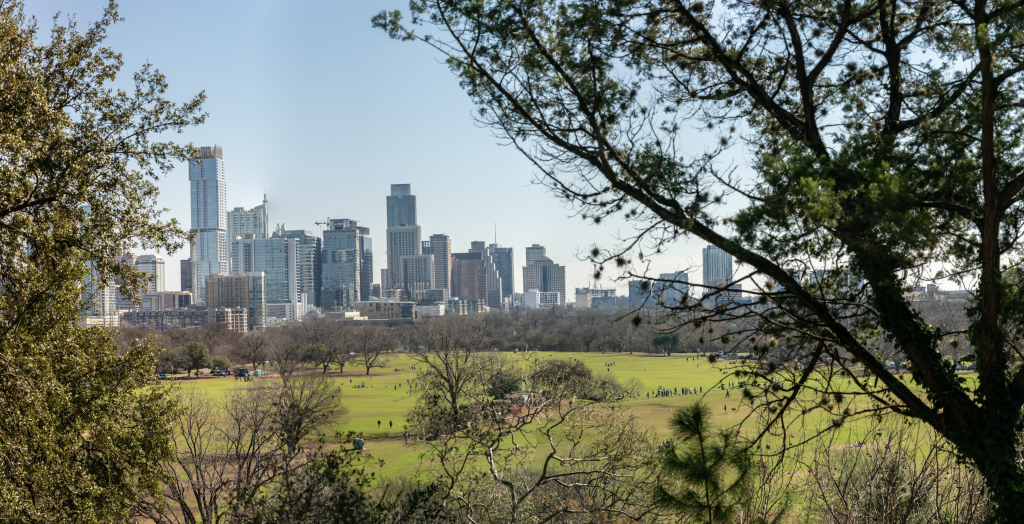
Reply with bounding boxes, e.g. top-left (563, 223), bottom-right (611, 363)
top-left (525, 244), bottom-right (546, 268)
top-left (180, 259), bottom-right (193, 293)
top-left (487, 243), bottom-right (514, 305)
top-left (385, 225), bottom-right (421, 292)
top-left (451, 252), bottom-right (486, 300)
top-left (226, 194), bottom-right (269, 249)
top-left (656, 272), bottom-right (689, 307)
top-left (386, 184), bottom-right (417, 227)
top-left (322, 219), bottom-right (370, 310)
top-left (446, 298), bottom-right (490, 315)
top-left (140, 291), bottom-right (192, 311)
top-left (524, 290), bottom-right (561, 309)
top-left (702, 245), bottom-right (733, 295)
top-left (354, 300), bottom-right (415, 320)
top-left (135, 255), bottom-right (165, 293)
top-left (121, 307), bottom-right (209, 331)
top-left (278, 228), bottom-right (323, 308)
top-left (189, 146), bottom-right (228, 302)
top-left (208, 307), bottom-right (248, 332)
top-left (428, 234), bottom-right (452, 298)
top-left (400, 254), bottom-right (435, 294)
top-left (522, 250), bottom-right (566, 306)
top-left (205, 272), bottom-right (266, 331)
